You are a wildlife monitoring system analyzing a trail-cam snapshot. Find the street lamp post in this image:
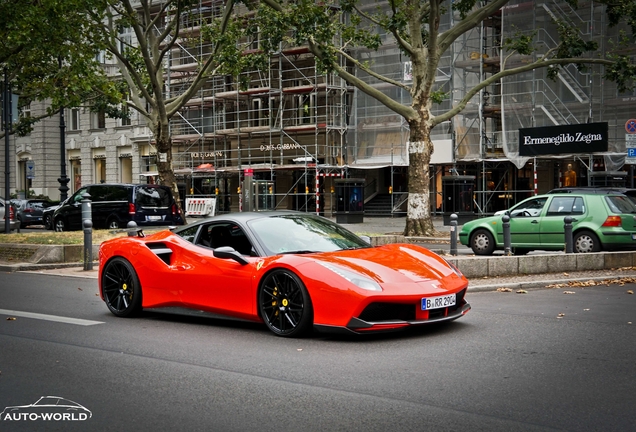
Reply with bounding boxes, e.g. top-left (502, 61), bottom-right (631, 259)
top-left (57, 58), bottom-right (69, 201)
top-left (3, 68), bottom-right (11, 234)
